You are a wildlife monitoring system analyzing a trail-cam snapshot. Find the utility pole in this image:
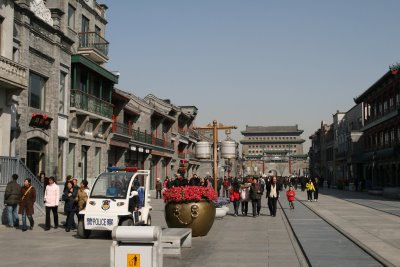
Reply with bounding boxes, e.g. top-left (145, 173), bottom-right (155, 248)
top-left (194, 120), bottom-right (237, 192)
